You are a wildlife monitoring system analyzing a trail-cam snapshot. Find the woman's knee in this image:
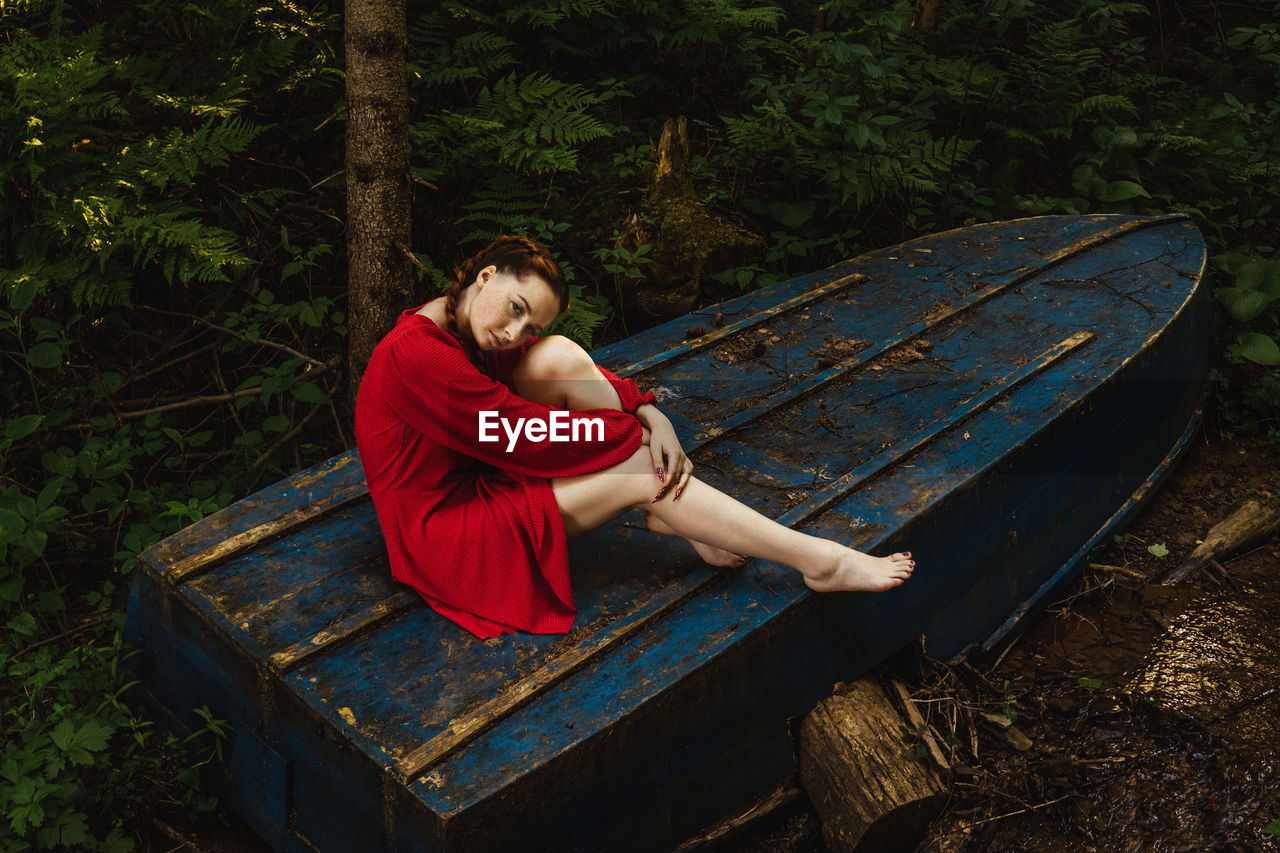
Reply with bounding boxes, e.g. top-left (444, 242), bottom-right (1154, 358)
top-left (514, 335), bottom-right (594, 383)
